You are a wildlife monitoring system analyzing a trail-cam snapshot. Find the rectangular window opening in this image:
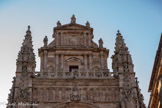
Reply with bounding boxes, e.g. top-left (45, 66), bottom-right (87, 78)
top-left (69, 65), bottom-right (79, 72)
